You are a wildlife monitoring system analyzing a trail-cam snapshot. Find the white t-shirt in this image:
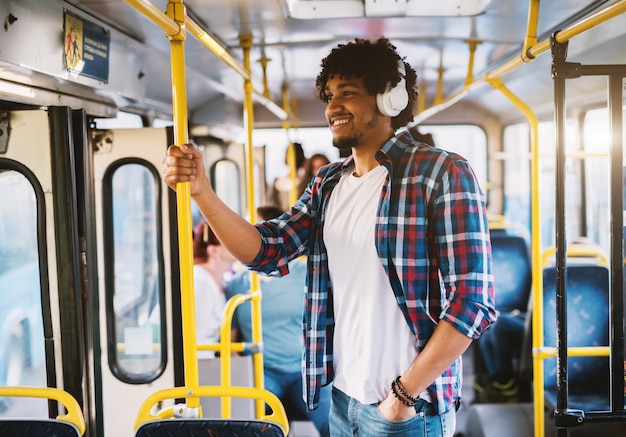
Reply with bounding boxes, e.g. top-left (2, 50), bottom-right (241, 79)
top-left (194, 265), bottom-right (226, 359)
top-left (324, 165), bottom-right (428, 404)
